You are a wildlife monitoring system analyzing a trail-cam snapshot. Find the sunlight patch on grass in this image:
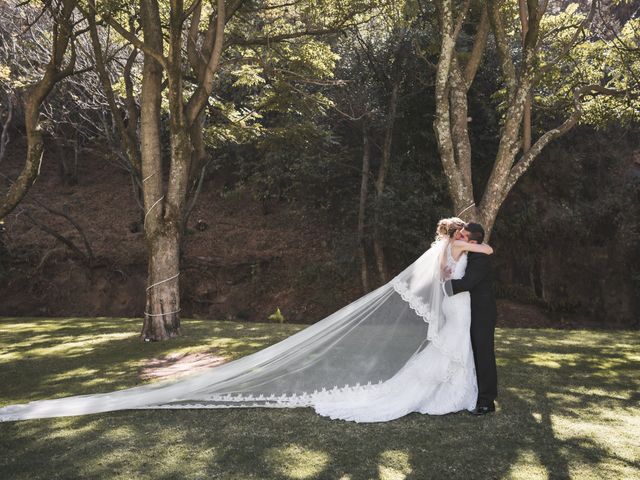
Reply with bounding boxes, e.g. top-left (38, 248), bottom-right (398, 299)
top-left (560, 386), bottom-right (633, 401)
top-left (0, 332), bottom-right (135, 361)
top-left (552, 412), bottom-right (639, 464)
top-left (45, 367), bottom-right (100, 383)
top-left (378, 450), bottom-right (412, 480)
top-left (43, 418), bottom-right (102, 439)
top-left (523, 352), bottom-right (572, 369)
top-left (558, 416), bottom-right (640, 480)
top-left (102, 425), bottom-right (137, 441)
top-left (0, 317), bottom-right (133, 334)
top-left (576, 452), bottom-right (634, 476)
top-left (506, 450), bottom-right (549, 479)
top-left (264, 443), bottom-right (330, 479)
top-left (504, 386), bottom-right (537, 403)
